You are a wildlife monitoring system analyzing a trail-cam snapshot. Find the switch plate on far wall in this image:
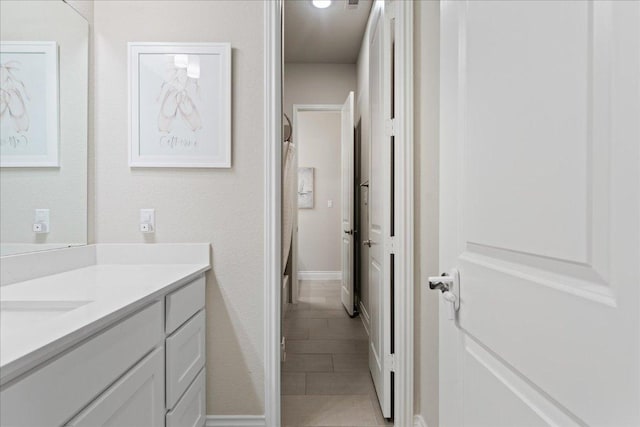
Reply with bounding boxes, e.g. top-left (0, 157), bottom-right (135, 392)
top-left (33, 209), bottom-right (50, 233)
top-left (140, 209), bottom-right (155, 233)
